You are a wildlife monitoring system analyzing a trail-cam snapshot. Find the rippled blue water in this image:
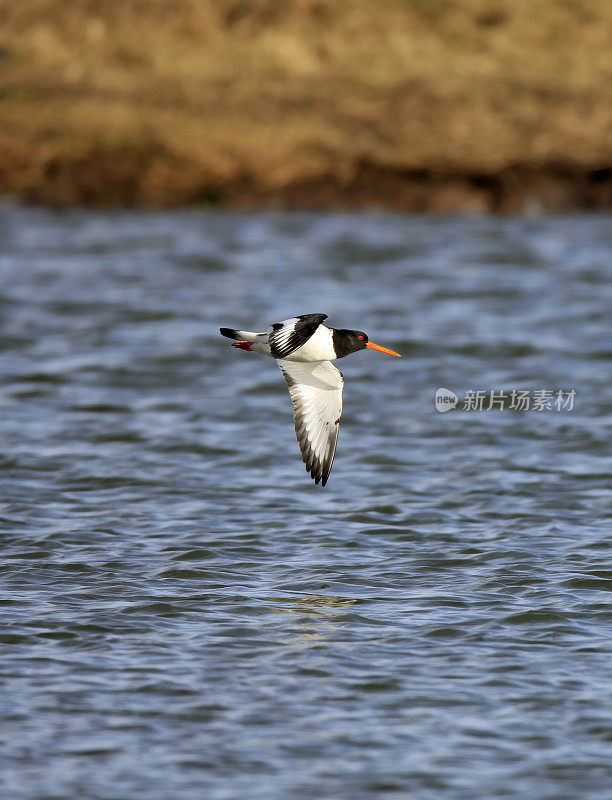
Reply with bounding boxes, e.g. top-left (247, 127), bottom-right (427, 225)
top-left (1, 204), bottom-right (611, 799)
